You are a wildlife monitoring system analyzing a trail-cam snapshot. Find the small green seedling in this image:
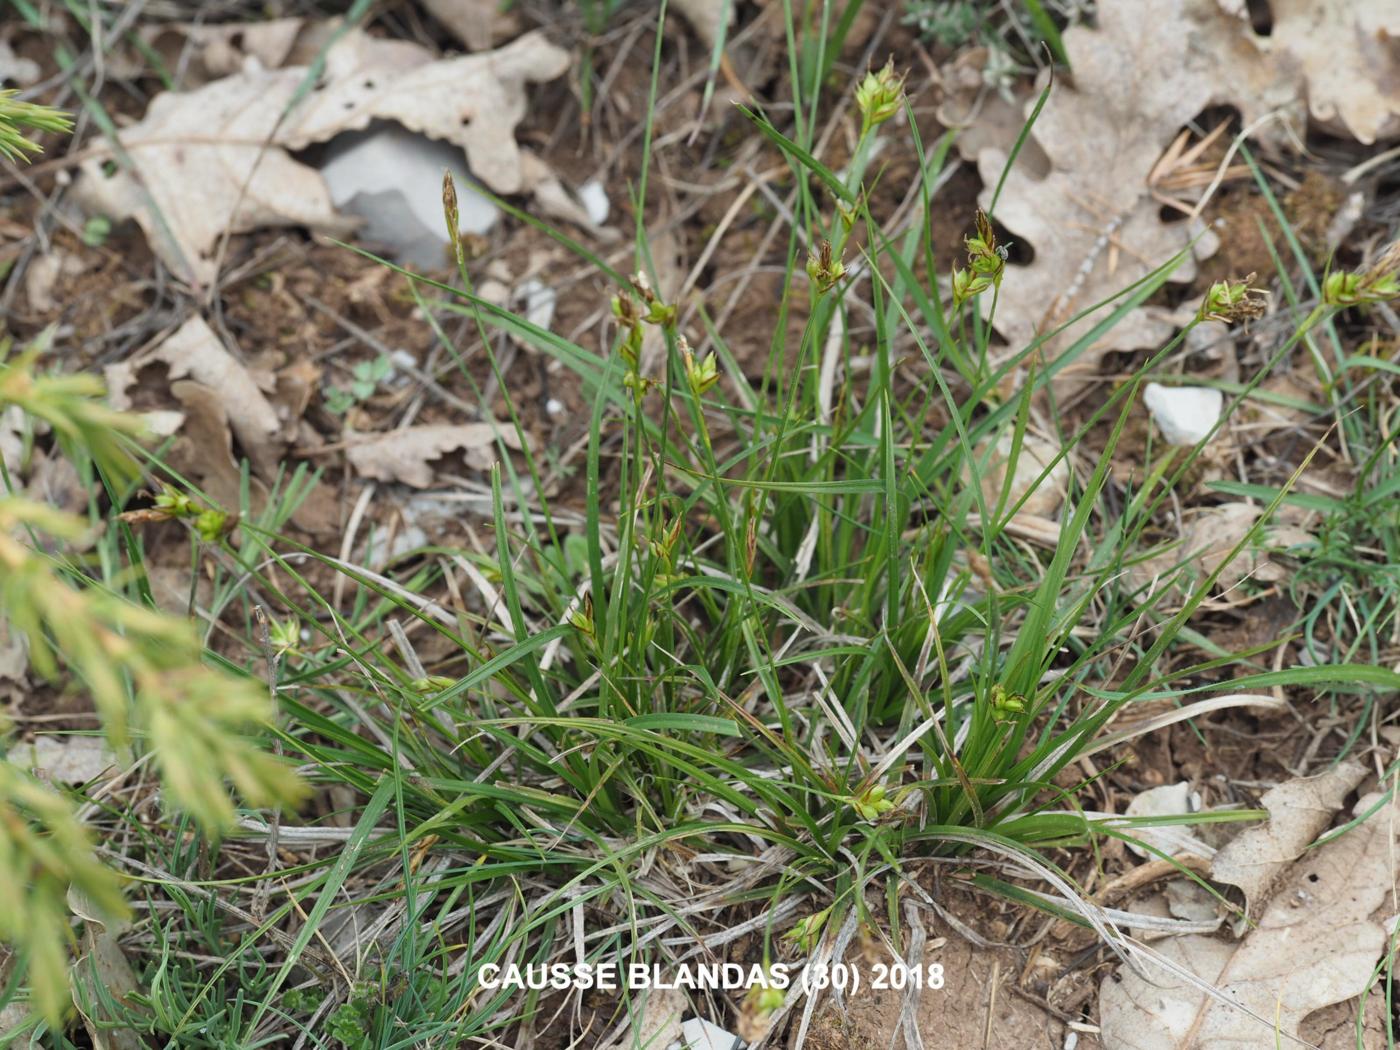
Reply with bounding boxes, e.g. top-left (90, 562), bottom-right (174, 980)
top-left (326, 353), bottom-right (394, 413)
